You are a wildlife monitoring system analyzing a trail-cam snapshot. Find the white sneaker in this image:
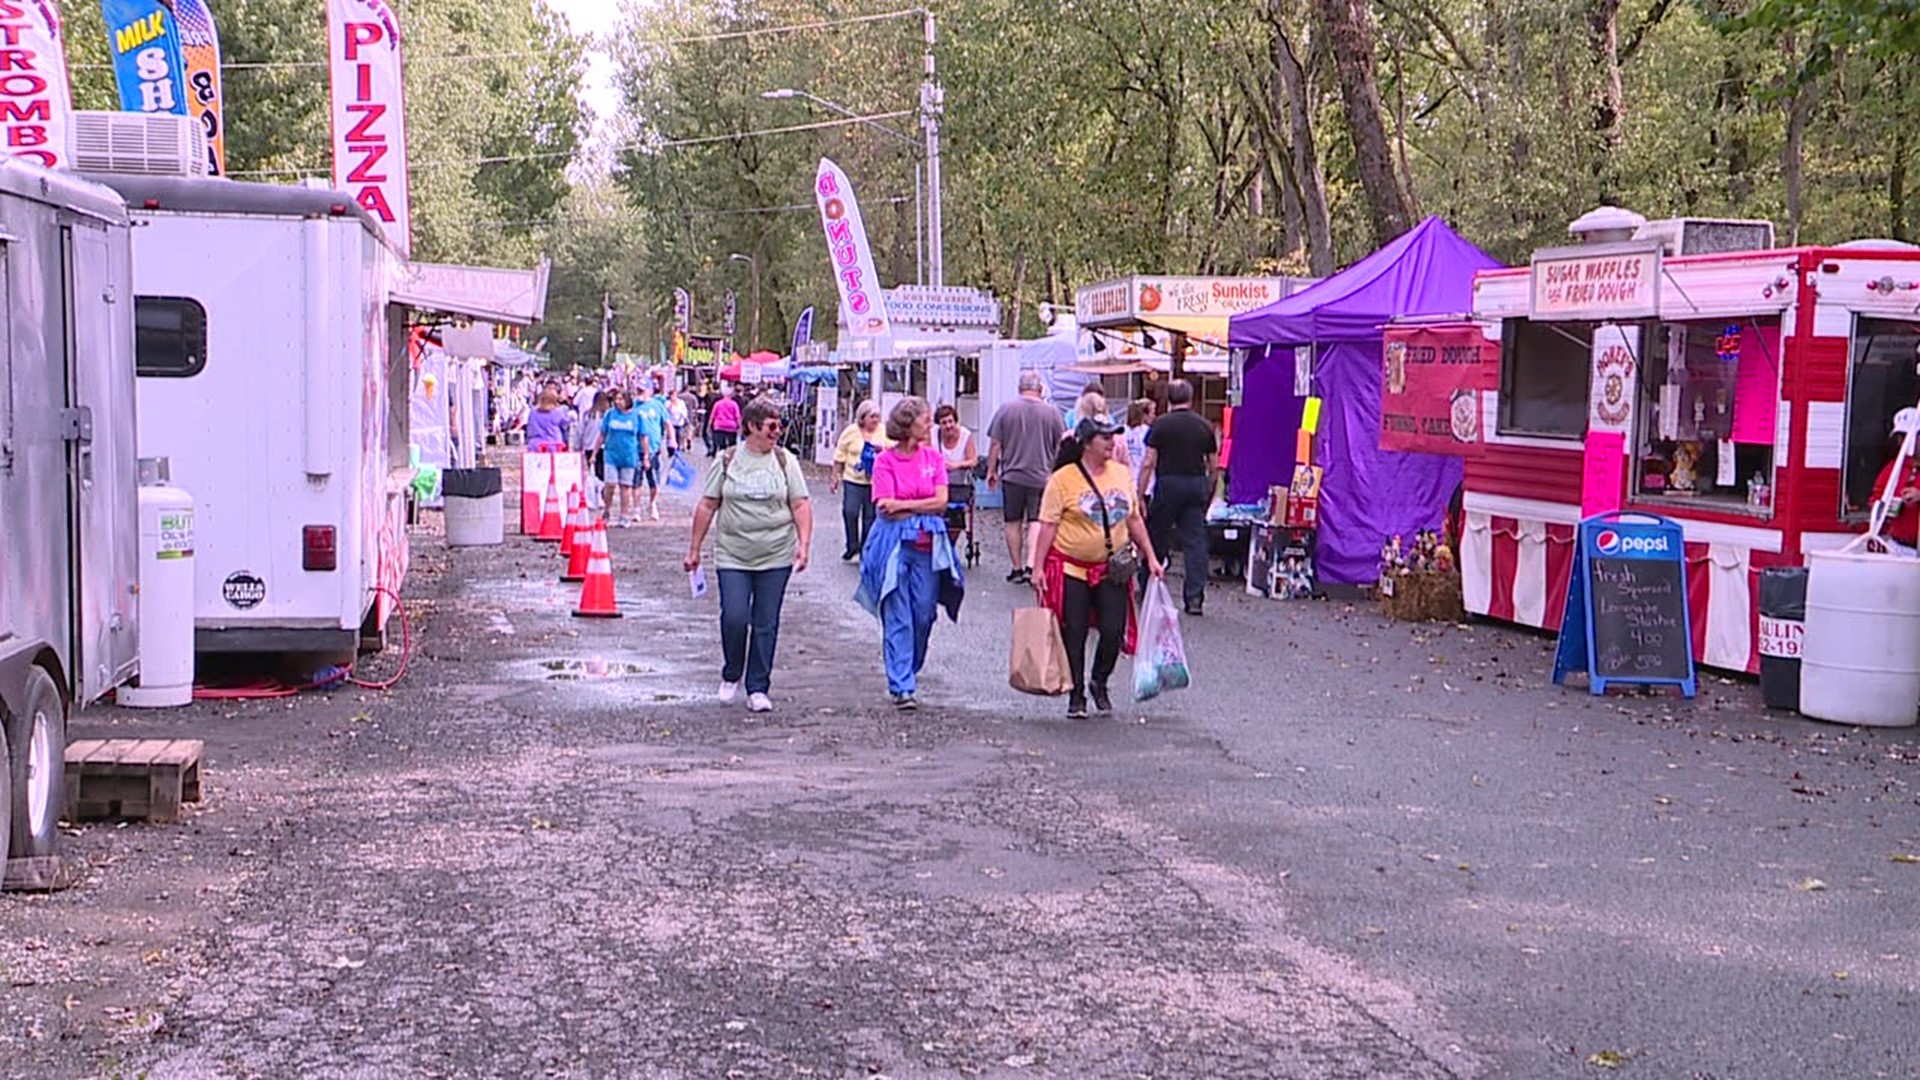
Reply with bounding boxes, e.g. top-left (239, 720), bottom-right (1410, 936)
top-left (746, 692), bottom-right (773, 713)
top-left (717, 681), bottom-right (740, 704)
top-left (650, 503), bottom-right (661, 522)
